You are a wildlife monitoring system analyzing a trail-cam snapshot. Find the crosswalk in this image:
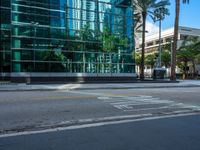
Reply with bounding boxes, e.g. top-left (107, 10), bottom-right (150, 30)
top-left (98, 95), bottom-right (200, 114)
top-left (67, 90), bottom-right (200, 115)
